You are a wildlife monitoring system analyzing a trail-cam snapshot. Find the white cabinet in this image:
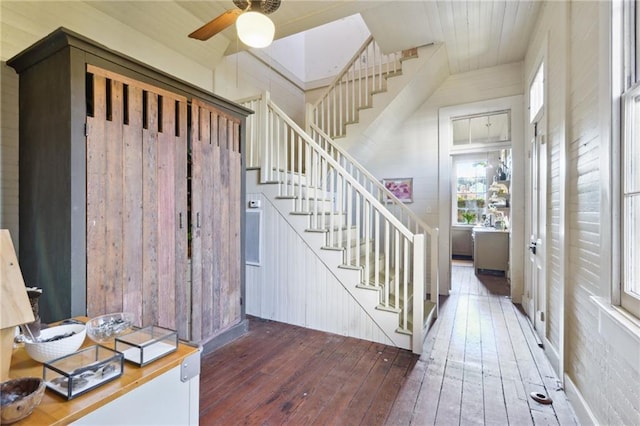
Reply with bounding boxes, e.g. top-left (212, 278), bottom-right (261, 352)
top-left (72, 363), bottom-right (199, 426)
top-left (472, 228), bottom-right (509, 274)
